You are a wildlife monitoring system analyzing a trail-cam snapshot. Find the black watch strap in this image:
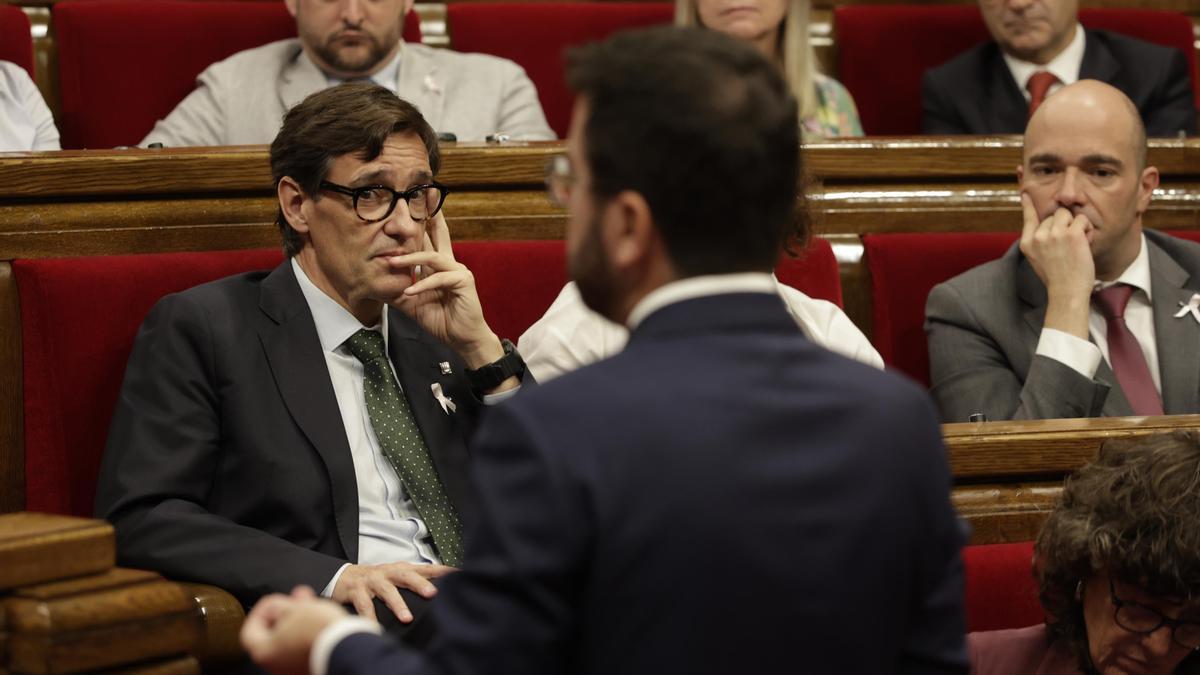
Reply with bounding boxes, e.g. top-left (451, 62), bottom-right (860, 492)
top-left (465, 338), bottom-right (526, 392)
